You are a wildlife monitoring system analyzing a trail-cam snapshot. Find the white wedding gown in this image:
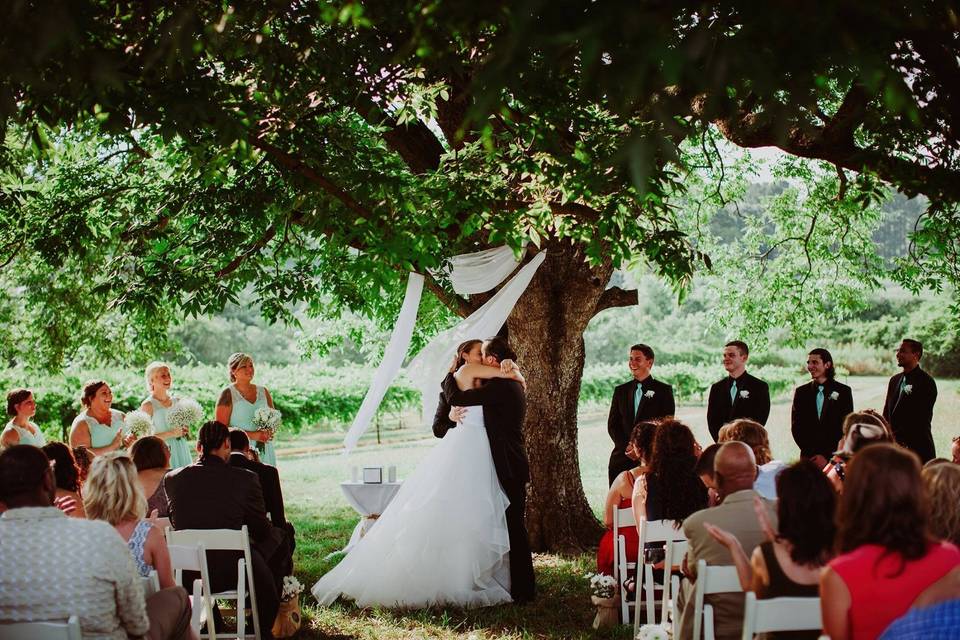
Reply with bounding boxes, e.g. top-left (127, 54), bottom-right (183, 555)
top-left (312, 406), bottom-right (512, 608)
